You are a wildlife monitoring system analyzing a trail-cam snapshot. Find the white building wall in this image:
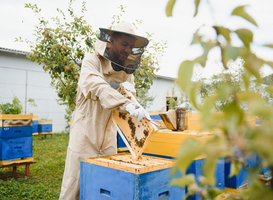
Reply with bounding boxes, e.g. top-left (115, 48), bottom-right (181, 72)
top-left (148, 76), bottom-right (183, 112)
top-left (0, 50), bottom-right (67, 132)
